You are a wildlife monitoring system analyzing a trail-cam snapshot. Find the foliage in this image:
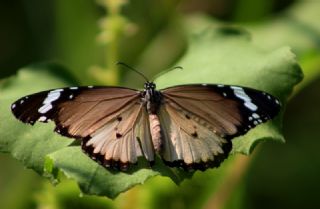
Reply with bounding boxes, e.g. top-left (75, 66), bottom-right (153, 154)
top-left (0, 27), bottom-right (302, 199)
top-left (0, 0), bottom-right (319, 208)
